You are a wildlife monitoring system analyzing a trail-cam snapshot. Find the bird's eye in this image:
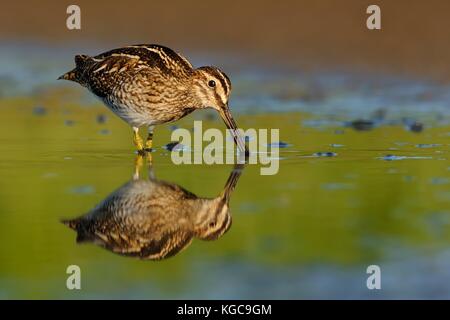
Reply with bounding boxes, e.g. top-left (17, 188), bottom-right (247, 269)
top-left (208, 80), bottom-right (216, 88)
